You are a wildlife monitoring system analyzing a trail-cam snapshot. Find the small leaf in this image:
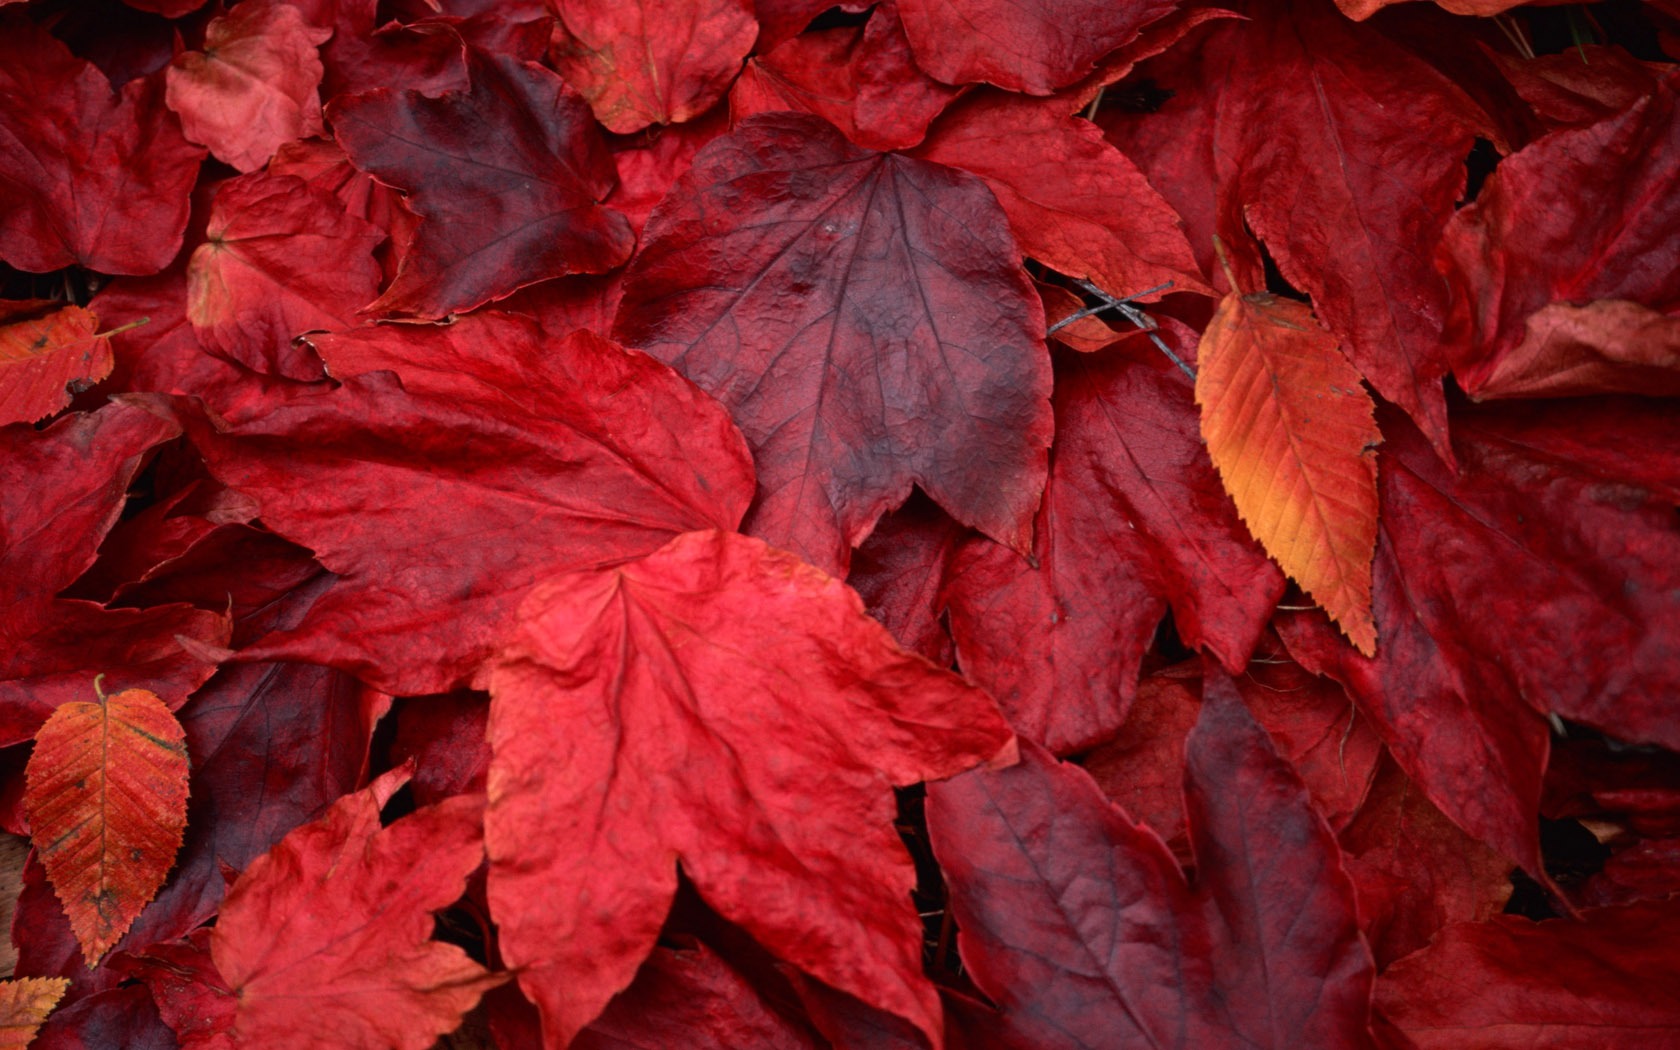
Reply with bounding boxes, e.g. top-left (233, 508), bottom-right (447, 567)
top-left (0, 977), bottom-right (69, 1048)
top-left (0, 304), bottom-right (115, 427)
top-left (1196, 259), bottom-right (1380, 654)
top-left (24, 683), bottom-right (189, 965)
